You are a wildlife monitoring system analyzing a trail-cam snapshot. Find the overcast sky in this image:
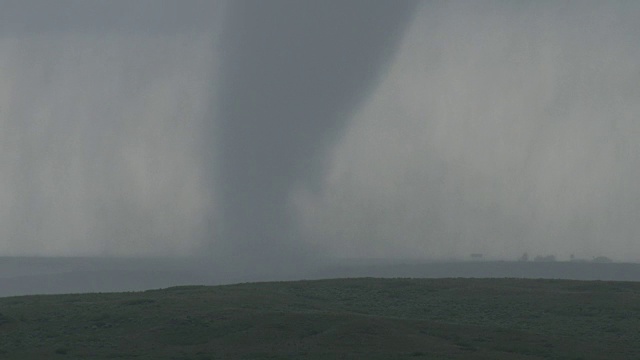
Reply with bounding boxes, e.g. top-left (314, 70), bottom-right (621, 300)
top-left (0, 1), bottom-right (221, 256)
top-left (0, 1), bottom-right (639, 266)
